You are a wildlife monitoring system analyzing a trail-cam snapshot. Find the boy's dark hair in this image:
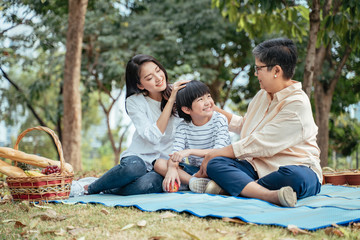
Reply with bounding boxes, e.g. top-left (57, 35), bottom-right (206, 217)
top-left (176, 80), bottom-right (211, 123)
